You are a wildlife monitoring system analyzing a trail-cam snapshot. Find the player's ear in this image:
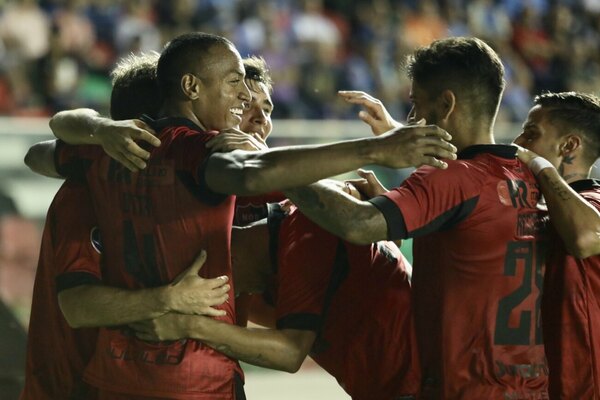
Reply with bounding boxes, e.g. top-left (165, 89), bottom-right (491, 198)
top-left (181, 73), bottom-right (201, 100)
top-left (439, 90), bottom-right (456, 122)
top-left (560, 134), bottom-right (582, 157)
